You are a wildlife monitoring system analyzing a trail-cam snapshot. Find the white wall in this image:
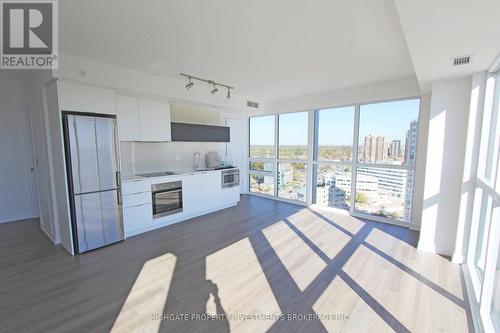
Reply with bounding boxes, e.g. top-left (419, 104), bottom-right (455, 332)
top-left (170, 104), bottom-right (222, 125)
top-left (46, 81), bottom-right (74, 253)
top-left (419, 76), bottom-right (472, 256)
top-left (264, 77), bottom-right (420, 114)
top-left (0, 73), bottom-right (38, 223)
top-left (17, 71), bottom-right (73, 252)
top-left (19, 70), bottom-right (58, 241)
